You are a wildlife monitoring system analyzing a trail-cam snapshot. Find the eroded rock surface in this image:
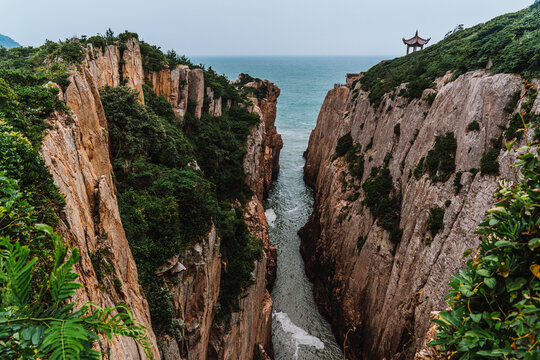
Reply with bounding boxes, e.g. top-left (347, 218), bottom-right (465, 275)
top-left (40, 38), bottom-right (281, 359)
top-left (300, 71), bottom-right (539, 359)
